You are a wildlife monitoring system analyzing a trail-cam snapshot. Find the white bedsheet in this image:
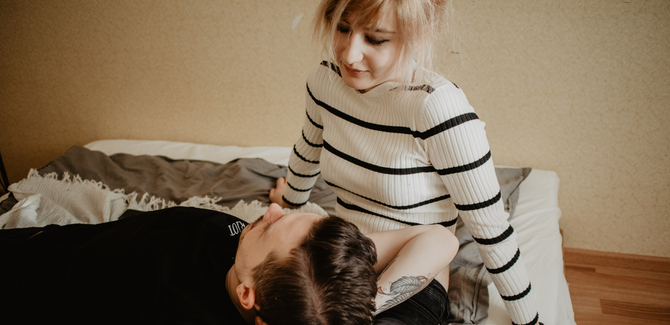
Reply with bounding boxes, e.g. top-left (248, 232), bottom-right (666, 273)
top-left (484, 168), bottom-right (575, 325)
top-left (85, 139), bottom-right (292, 166)
top-left (85, 139), bottom-right (576, 325)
